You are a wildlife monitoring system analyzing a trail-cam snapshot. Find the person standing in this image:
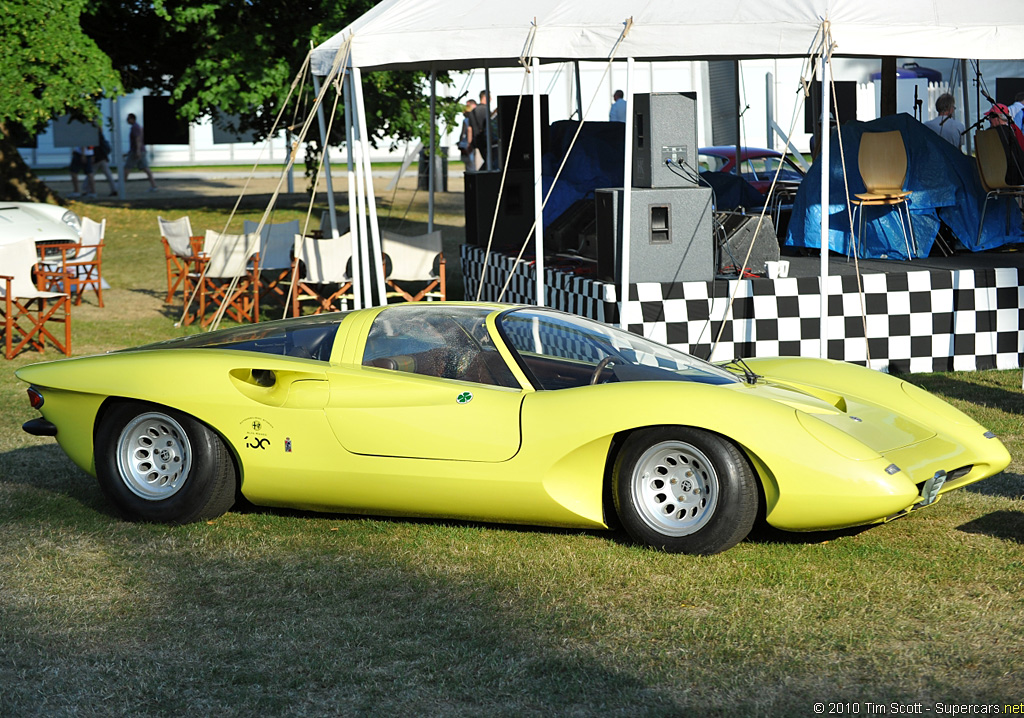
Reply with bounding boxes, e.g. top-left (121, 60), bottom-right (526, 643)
top-left (609, 89), bottom-right (627, 122)
top-left (459, 99), bottom-right (480, 173)
top-left (124, 113), bottom-right (157, 192)
top-left (468, 91), bottom-right (494, 171)
top-left (92, 131), bottom-right (118, 196)
top-left (923, 93), bottom-right (965, 149)
top-left (68, 147), bottom-right (90, 198)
